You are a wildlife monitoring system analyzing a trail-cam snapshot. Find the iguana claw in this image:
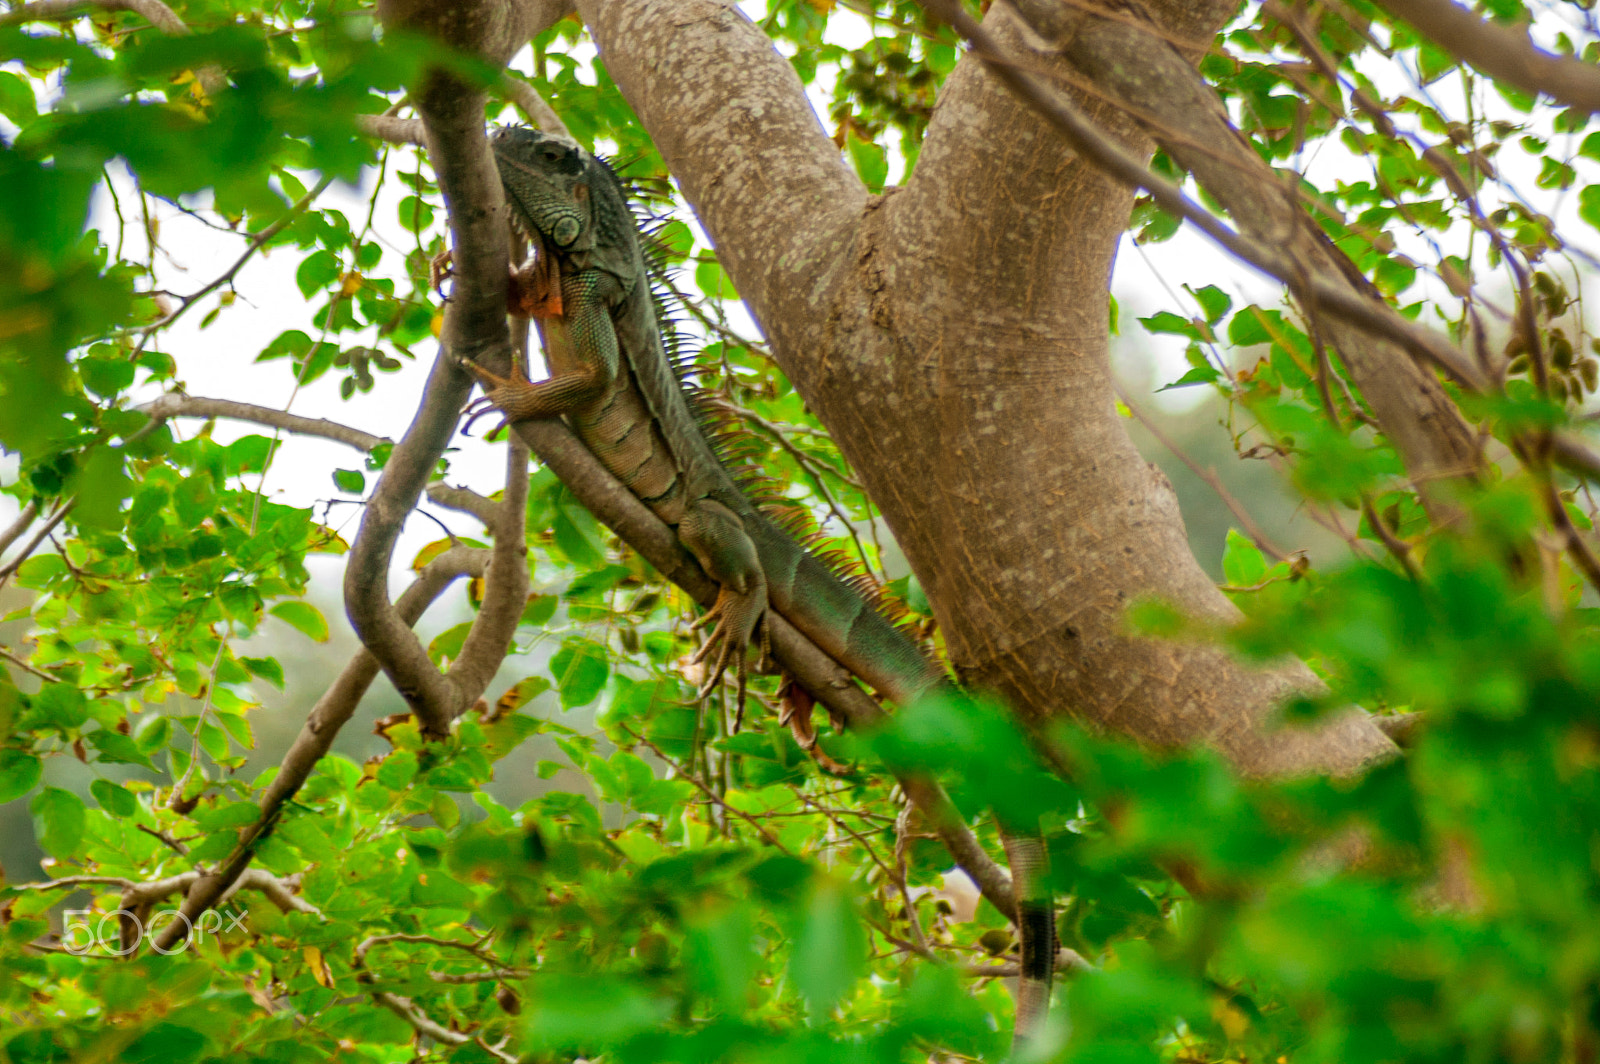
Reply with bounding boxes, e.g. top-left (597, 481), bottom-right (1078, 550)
top-left (687, 587), bottom-right (768, 721)
top-left (459, 359), bottom-right (523, 439)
